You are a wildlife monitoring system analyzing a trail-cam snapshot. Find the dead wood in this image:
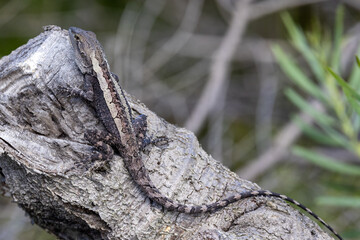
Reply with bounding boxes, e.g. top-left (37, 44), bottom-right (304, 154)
top-left (0, 25), bottom-right (334, 240)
